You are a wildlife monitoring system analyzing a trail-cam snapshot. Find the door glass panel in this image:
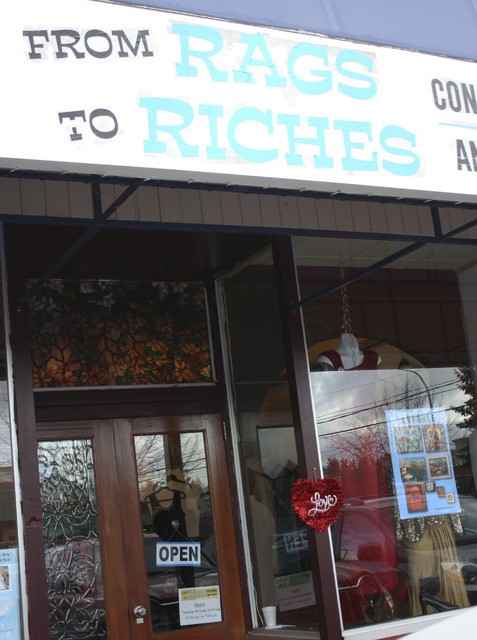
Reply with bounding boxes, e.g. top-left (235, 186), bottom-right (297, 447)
top-left (38, 440), bottom-right (107, 639)
top-left (134, 432), bottom-right (220, 633)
